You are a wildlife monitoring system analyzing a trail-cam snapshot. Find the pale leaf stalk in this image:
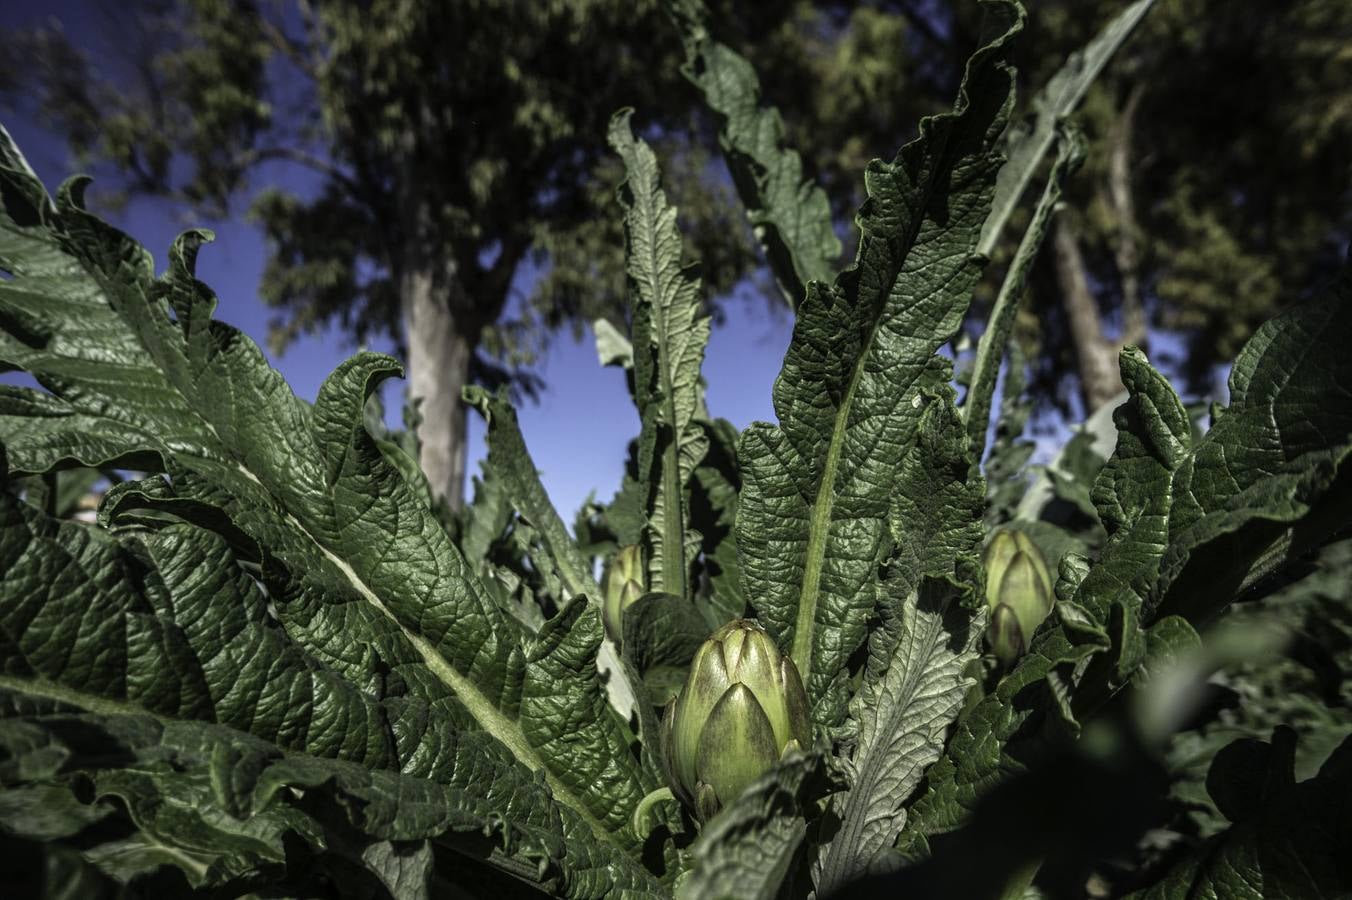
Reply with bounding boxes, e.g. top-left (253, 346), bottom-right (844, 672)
top-left (964, 123), bottom-right (1086, 461)
top-left (608, 110), bottom-right (711, 602)
top-left (976, 0), bottom-right (1155, 259)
